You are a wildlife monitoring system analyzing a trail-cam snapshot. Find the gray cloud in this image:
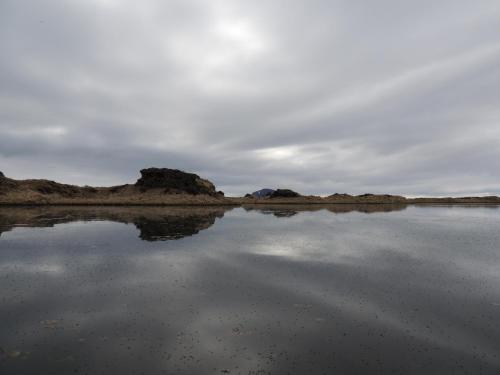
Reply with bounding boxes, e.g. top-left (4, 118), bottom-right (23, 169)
top-left (1, 0), bottom-right (499, 195)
